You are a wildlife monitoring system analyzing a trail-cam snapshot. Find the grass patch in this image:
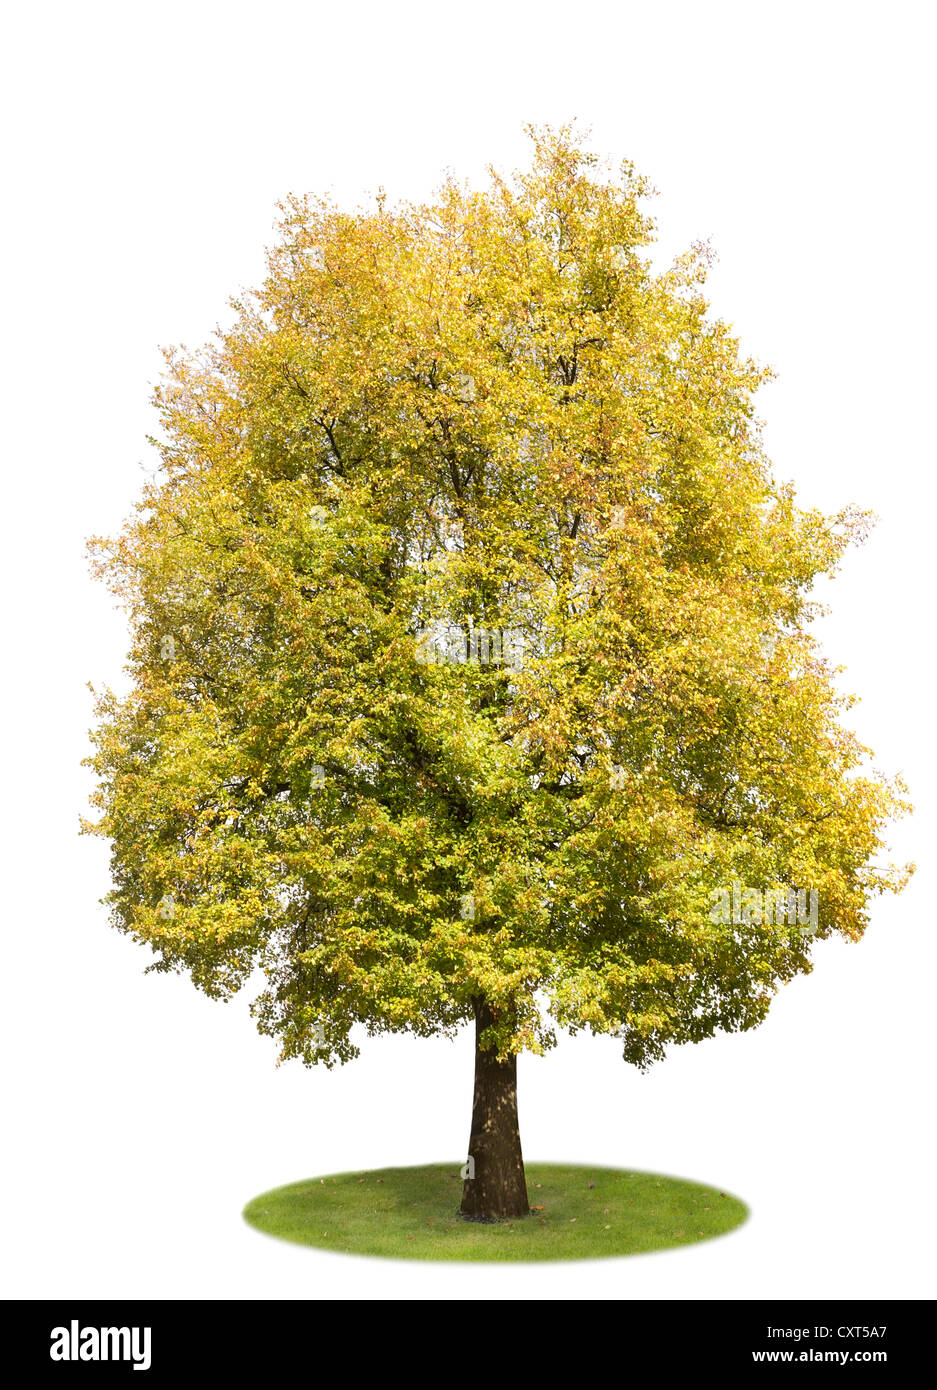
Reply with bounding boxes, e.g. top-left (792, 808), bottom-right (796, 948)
top-left (243, 1163), bottom-right (748, 1261)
